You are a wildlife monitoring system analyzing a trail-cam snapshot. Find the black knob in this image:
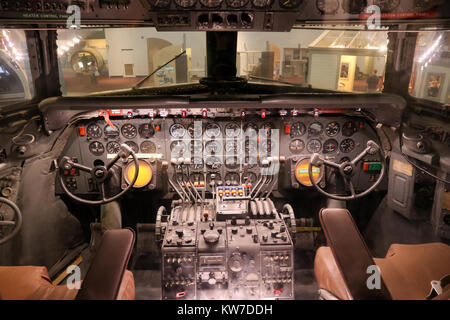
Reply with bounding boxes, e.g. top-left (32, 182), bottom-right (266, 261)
top-left (245, 216), bottom-right (250, 225)
top-left (231, 228), bottom-right (238, 234)
top-left (271, 231), bottom-right (278, 238)
top-left (246, 228), bottom-right (252, 234)
top-left (176, 229), bottom-right (184, 238)
top-left (217, 227), bottom-right (223, 234)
